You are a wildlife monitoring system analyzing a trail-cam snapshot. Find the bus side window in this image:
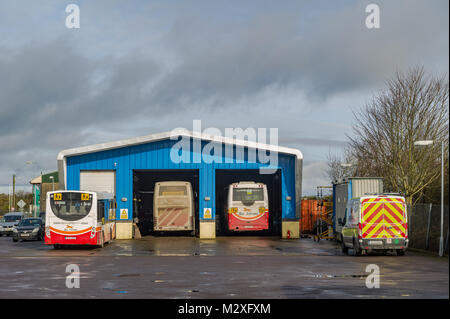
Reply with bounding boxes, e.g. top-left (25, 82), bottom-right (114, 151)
top-left (97, 201), bottom-right (105, 222)
top-left (105, 200), bottom-right (110, 221)
top-left (107, 199), bottom-right (116, 220)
